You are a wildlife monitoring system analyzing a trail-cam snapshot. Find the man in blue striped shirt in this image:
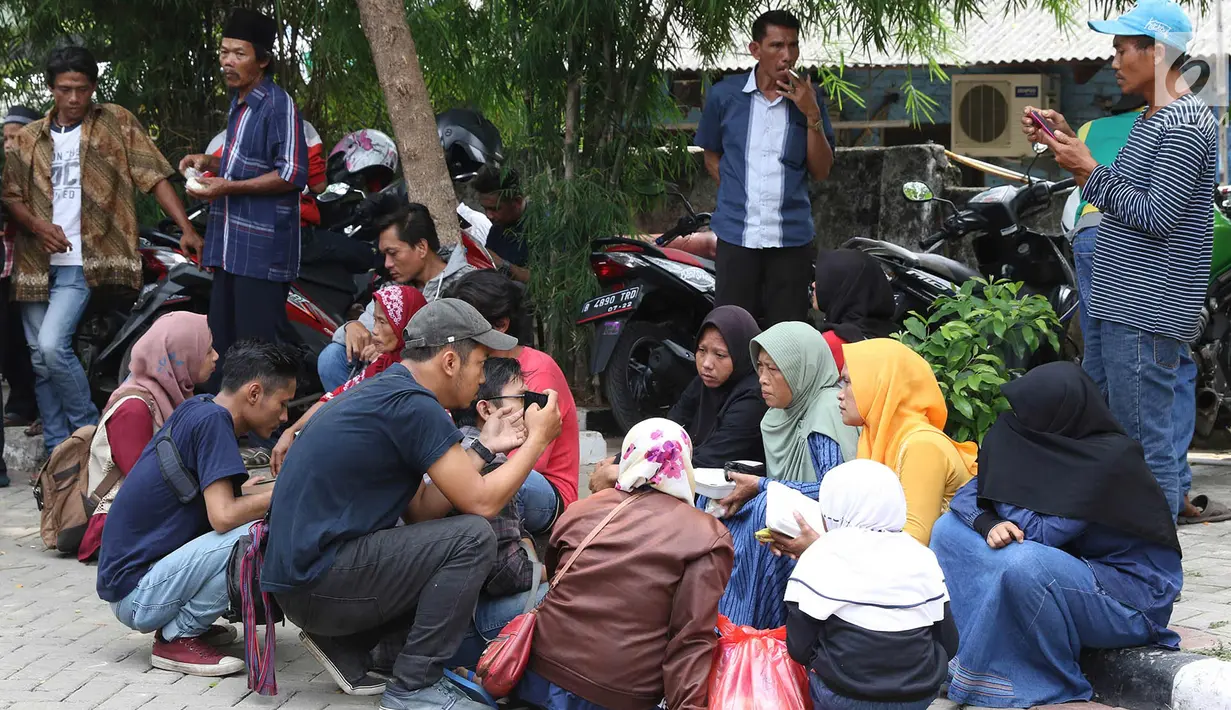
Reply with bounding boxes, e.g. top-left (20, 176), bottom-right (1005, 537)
top-left (181, 8), bottom-right (308, 376)
top-left (1029, 0), bottom-right (1219, 519)
top-left (695, 10), bottom-right (835, 326)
